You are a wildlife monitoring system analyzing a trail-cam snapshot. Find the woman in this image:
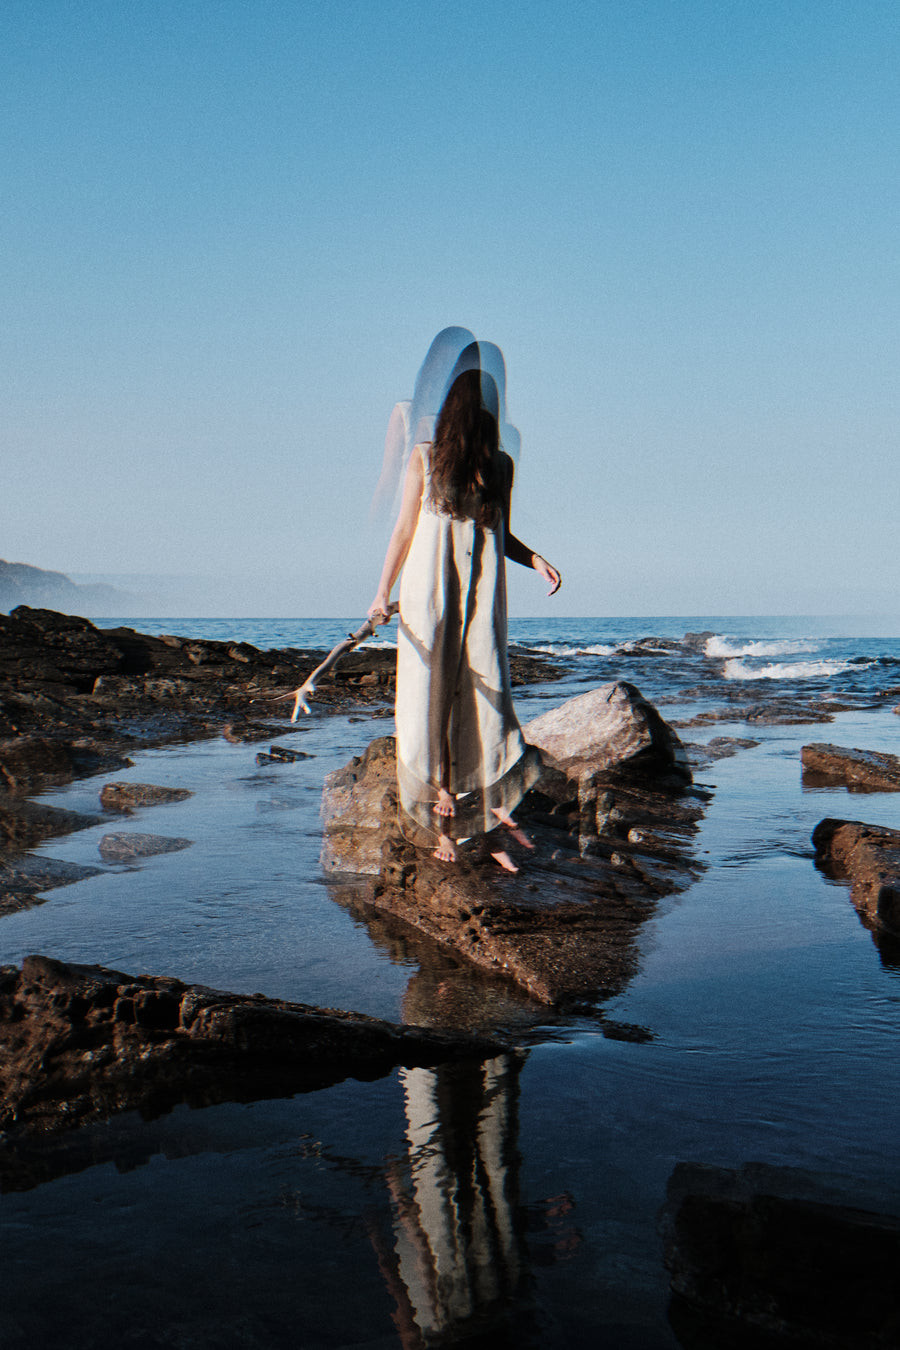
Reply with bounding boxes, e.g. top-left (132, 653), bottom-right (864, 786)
top-left (368, 367), bottom-right (561, 869)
